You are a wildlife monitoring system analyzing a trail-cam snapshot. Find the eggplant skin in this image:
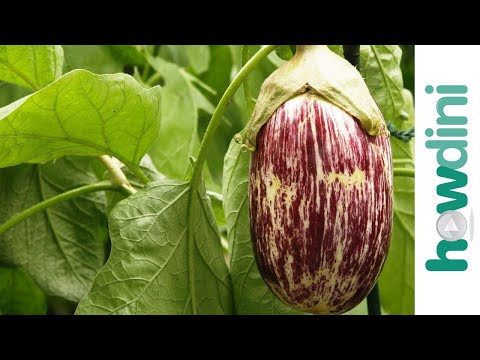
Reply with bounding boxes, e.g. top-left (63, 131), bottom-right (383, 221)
top-left (249, 94), bottom-right (393, 314)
